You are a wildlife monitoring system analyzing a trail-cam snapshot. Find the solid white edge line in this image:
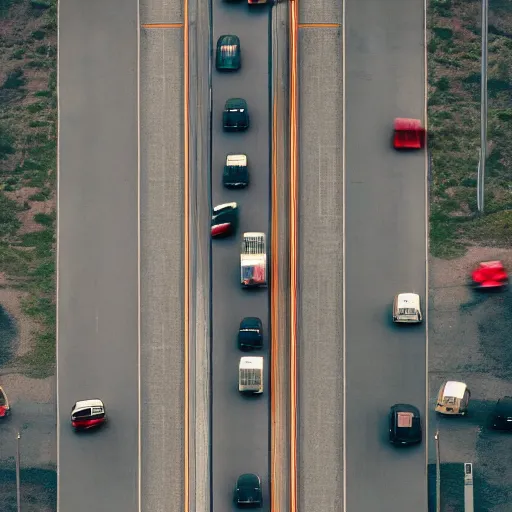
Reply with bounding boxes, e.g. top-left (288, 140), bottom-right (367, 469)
top-left (55, 0), bottom-right (61, 508)
top-left (136, 0), bottom-right (142, 510)
top-left (423, 0), bottom-right (430, 493)
top-left (341, 0), bottom-right (347, 511)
